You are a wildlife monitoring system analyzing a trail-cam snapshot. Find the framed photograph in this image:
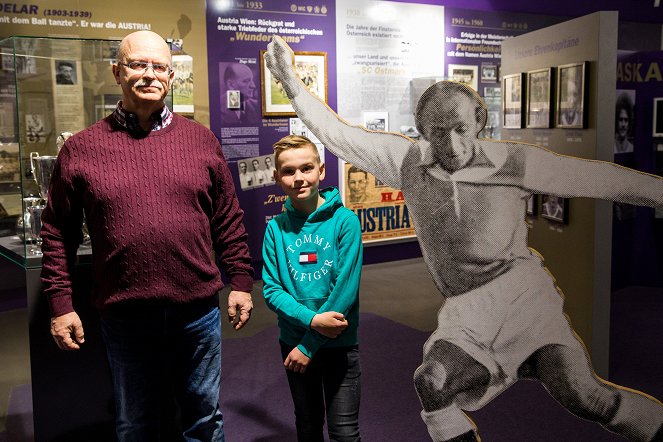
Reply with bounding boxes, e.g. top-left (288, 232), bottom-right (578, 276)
top-left (484, 86), bottom-right (501, 98)
top-left (172, 54), bottom-right (194, 114)
top-left (502, 73), bottom-right (525, 129)
top-left (227, 90), bottom-right (241, 109)
top-left (362, 111), bottom-right (388, 132)
top-left (481, 64), bottom-right (498, 83)
top-left (653, 98), bottom-right (663, 137)
top-left (526, 194), bottom-right (537, 216)
top-left (615, 89), bottom-right (635, 153)
top-left (448, 64), bottom-right (478, 92)
top-left (540, 195), bottom-right (569, 224)
top-left (556, 62), bottom-right (588, 129)
top-left (526, 68), bottom-right (554, 128)
top-left (260, 50), bottom-right (327, 117)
